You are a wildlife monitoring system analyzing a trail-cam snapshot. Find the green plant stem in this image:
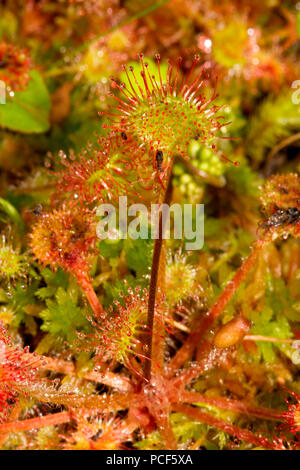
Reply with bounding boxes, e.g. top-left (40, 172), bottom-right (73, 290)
top-left (0, 198), bottom-right (24, 231)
